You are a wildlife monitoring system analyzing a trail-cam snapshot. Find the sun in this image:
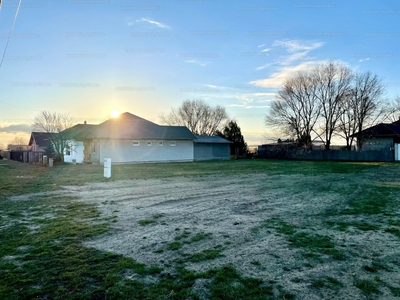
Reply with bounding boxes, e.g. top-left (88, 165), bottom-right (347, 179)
top-left (110, 109), bottom-right (120, 118)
